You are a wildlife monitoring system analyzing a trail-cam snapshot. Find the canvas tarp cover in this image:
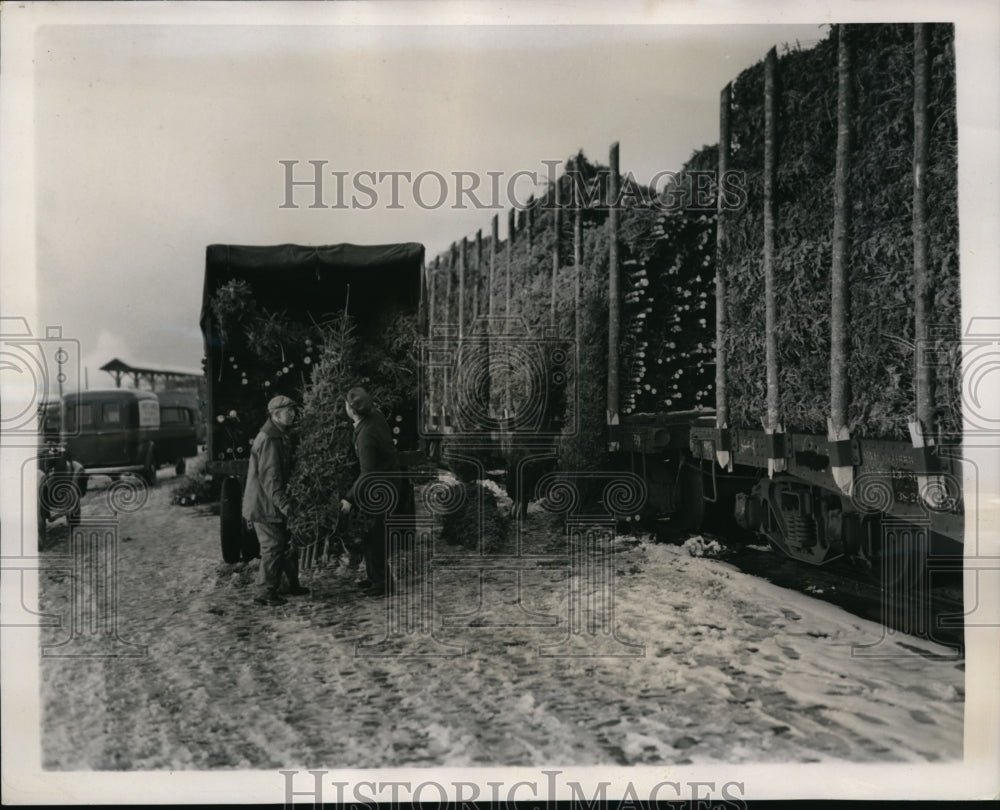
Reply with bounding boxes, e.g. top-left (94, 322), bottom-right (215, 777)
top-left (199, 242), bottom-right (426, 350)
